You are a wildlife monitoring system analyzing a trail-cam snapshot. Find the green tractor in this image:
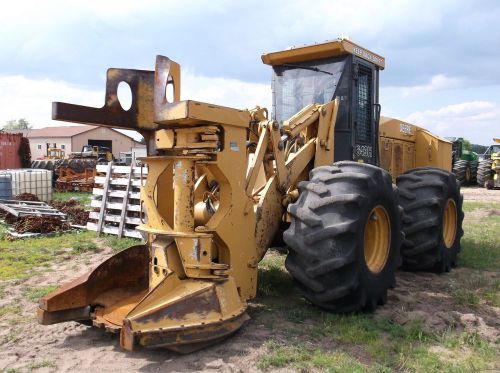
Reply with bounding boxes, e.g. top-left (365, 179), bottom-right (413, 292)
top-left (447, 137), bottom-right (478, 185)
top-left (477, 138), bottom-right (500, 189)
